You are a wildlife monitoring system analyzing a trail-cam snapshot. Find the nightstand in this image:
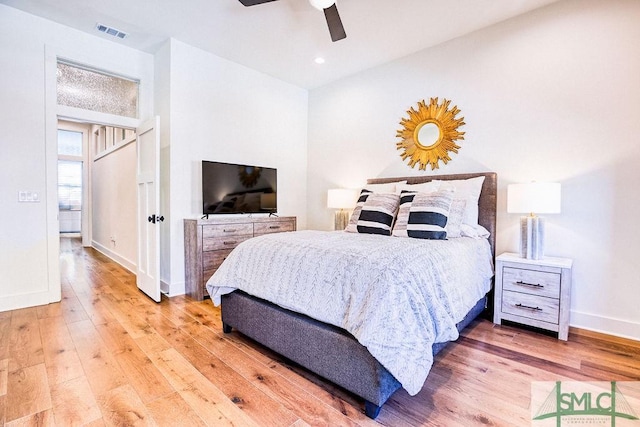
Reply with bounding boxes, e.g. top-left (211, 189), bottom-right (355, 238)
top-left (493, 252), bottom-right (573, 340)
